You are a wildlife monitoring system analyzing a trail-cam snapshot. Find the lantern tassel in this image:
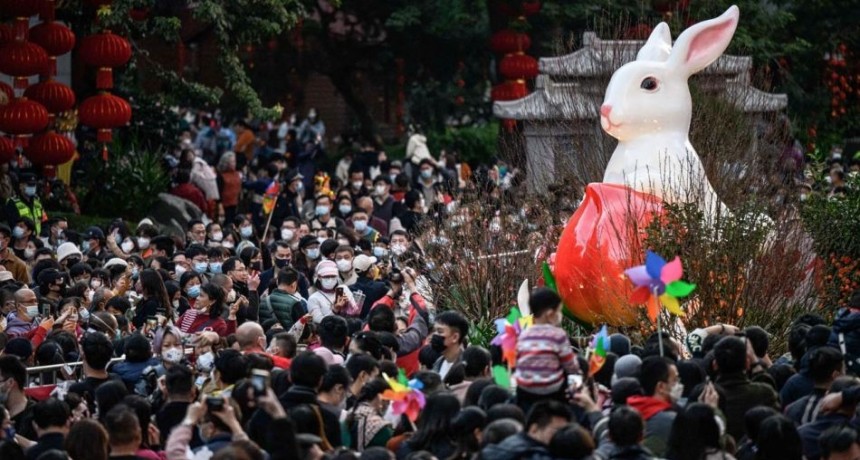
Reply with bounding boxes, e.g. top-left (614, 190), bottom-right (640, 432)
top-left (101, 144), bottom-right (108, 161)
top-left (14, 17), bottom-right (29, 41)
top-left (96, 68), bottom-right (113, 90)
top-left (97, 129), bottom-right (112, 143)
top-left (45, 58), bottom-right (57, 79)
